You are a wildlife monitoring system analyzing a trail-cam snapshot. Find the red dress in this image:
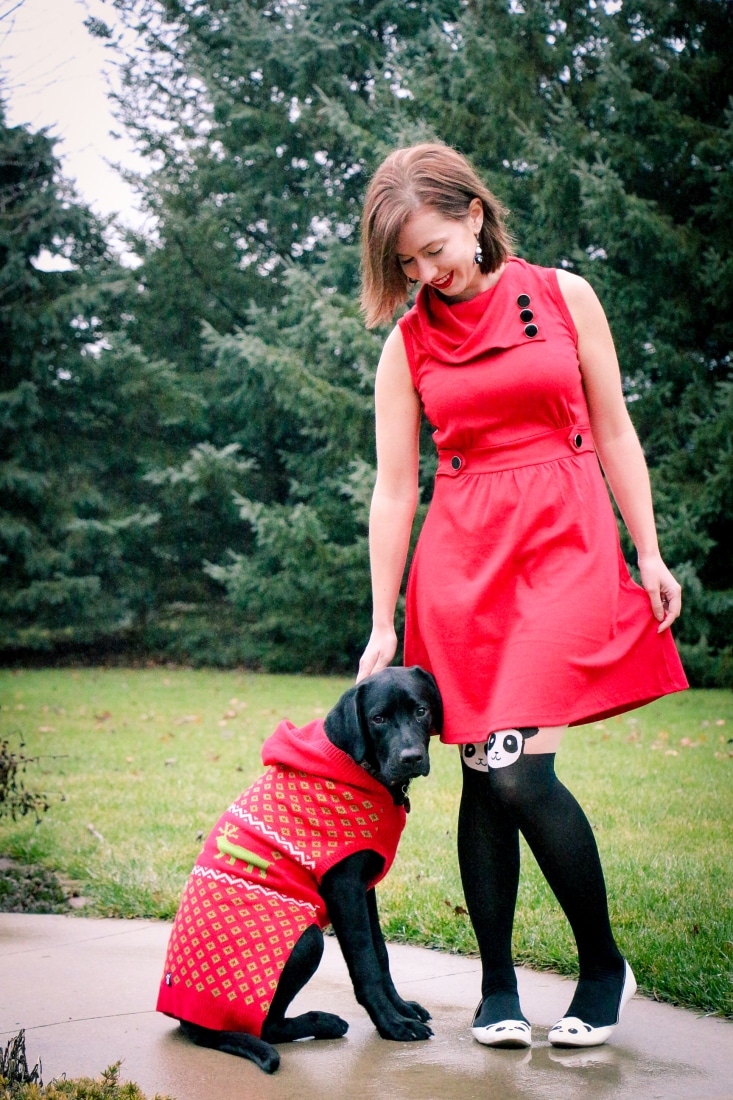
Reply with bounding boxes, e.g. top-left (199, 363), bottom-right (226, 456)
top-left (398, 257), bottom-right (688, 745)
